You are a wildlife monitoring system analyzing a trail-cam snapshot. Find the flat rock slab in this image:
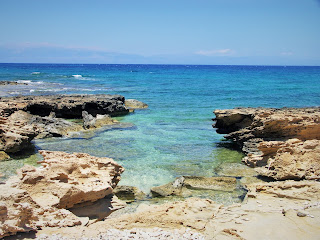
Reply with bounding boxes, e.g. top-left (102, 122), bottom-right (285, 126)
top-left (151, 176), bottom-right (238, 198)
